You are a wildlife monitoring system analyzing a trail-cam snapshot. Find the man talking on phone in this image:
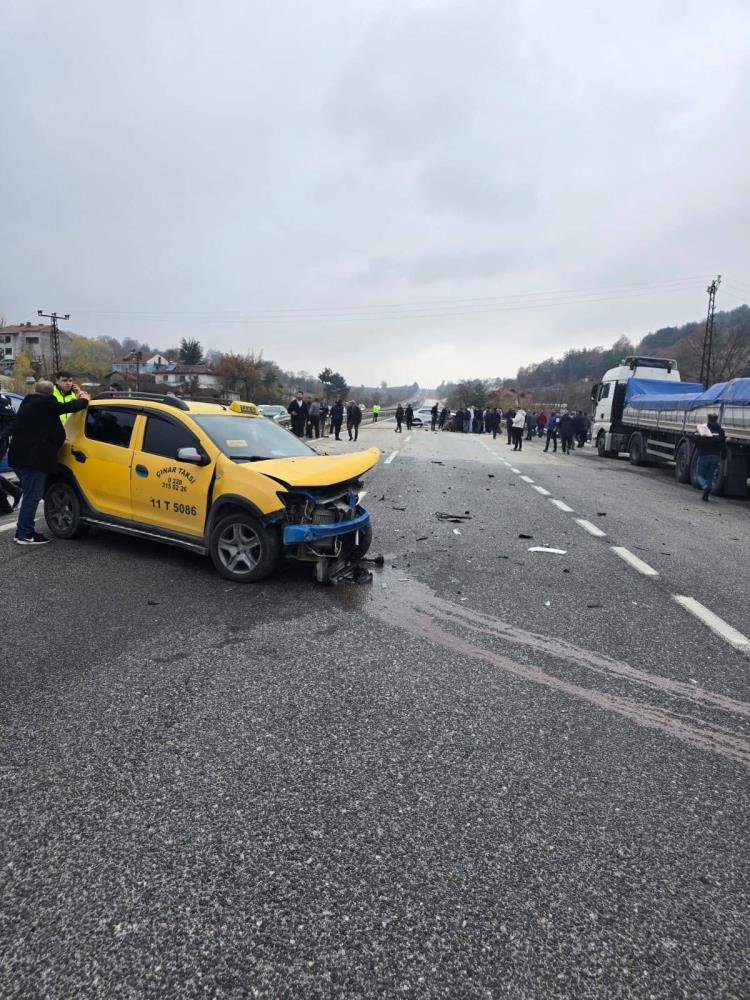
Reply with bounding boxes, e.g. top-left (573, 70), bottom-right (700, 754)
top-left (52, 371), bottom-right (79, 424)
